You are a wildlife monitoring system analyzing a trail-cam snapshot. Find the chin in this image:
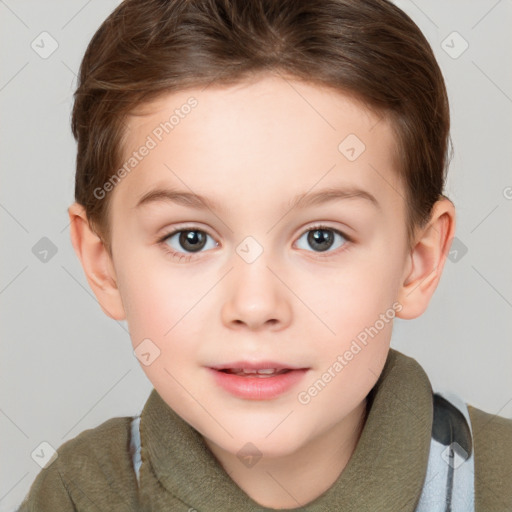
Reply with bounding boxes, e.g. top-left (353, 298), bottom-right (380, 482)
top-left (204, 424), bottom-right (307, 460)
